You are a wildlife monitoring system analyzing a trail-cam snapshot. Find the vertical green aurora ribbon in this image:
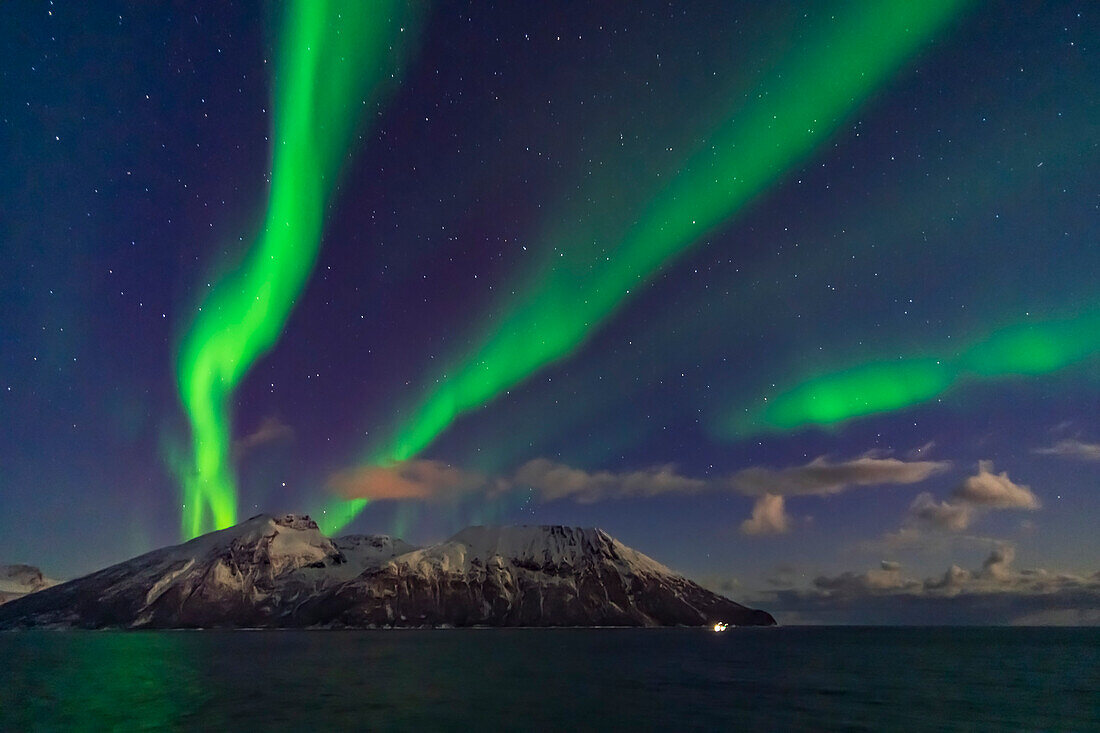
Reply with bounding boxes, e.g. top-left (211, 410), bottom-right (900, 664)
top-left (175, 1), bottom-right (417, 538)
